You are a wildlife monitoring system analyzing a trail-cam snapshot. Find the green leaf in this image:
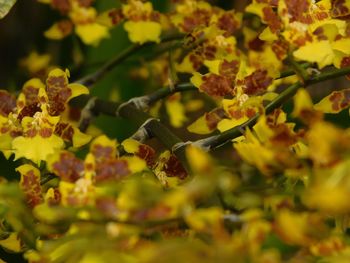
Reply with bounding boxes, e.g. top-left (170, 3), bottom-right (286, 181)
top-left (0, 0), bottom-right (16, 19)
